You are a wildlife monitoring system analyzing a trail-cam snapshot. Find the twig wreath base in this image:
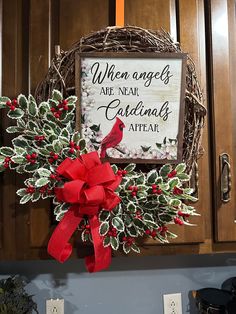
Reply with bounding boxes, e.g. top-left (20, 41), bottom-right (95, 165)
top-left (0, 90), bottom-right (199, 261)
top-left (35, 26), bottom-right (207, 172)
